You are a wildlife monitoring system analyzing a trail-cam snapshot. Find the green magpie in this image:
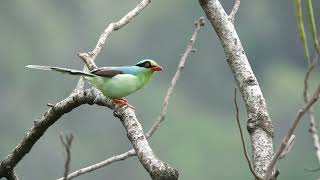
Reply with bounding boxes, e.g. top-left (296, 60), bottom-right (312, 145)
top-left (26, 59), bottom-right (163, 109)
